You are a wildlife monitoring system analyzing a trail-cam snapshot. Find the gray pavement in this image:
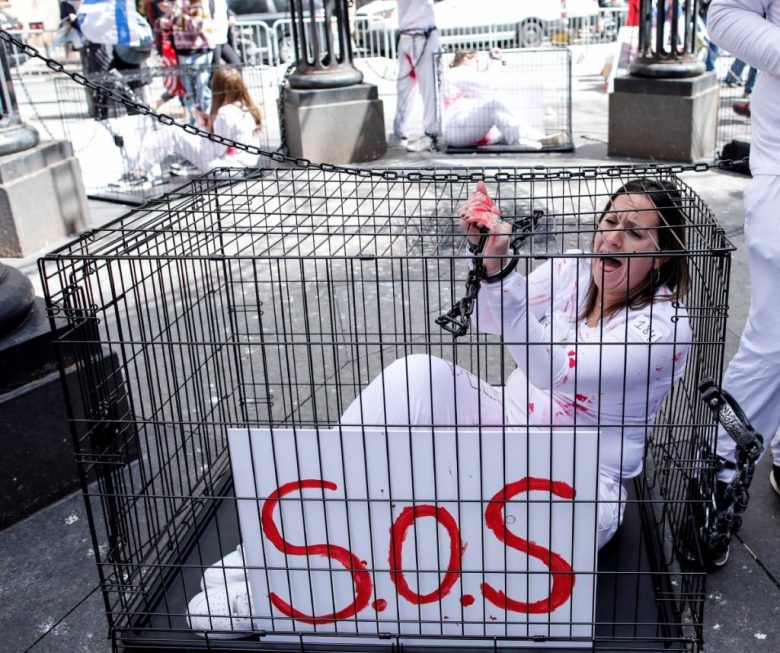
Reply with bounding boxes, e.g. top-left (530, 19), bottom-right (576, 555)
top-left (1, 69), bottom-right (778, 653)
